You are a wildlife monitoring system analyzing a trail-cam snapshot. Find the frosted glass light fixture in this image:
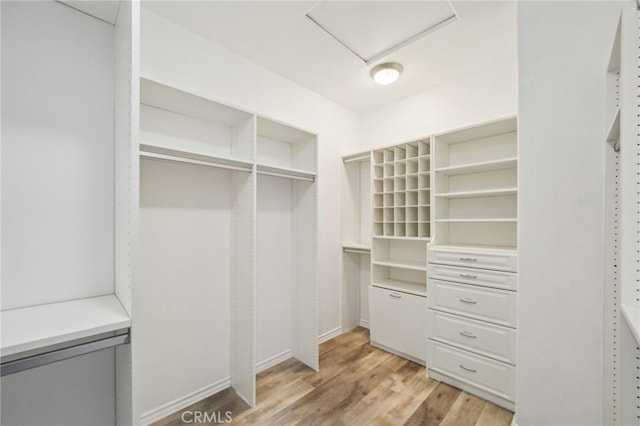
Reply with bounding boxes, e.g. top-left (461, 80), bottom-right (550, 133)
top-left (370, 62), bottom-right (403, 85)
